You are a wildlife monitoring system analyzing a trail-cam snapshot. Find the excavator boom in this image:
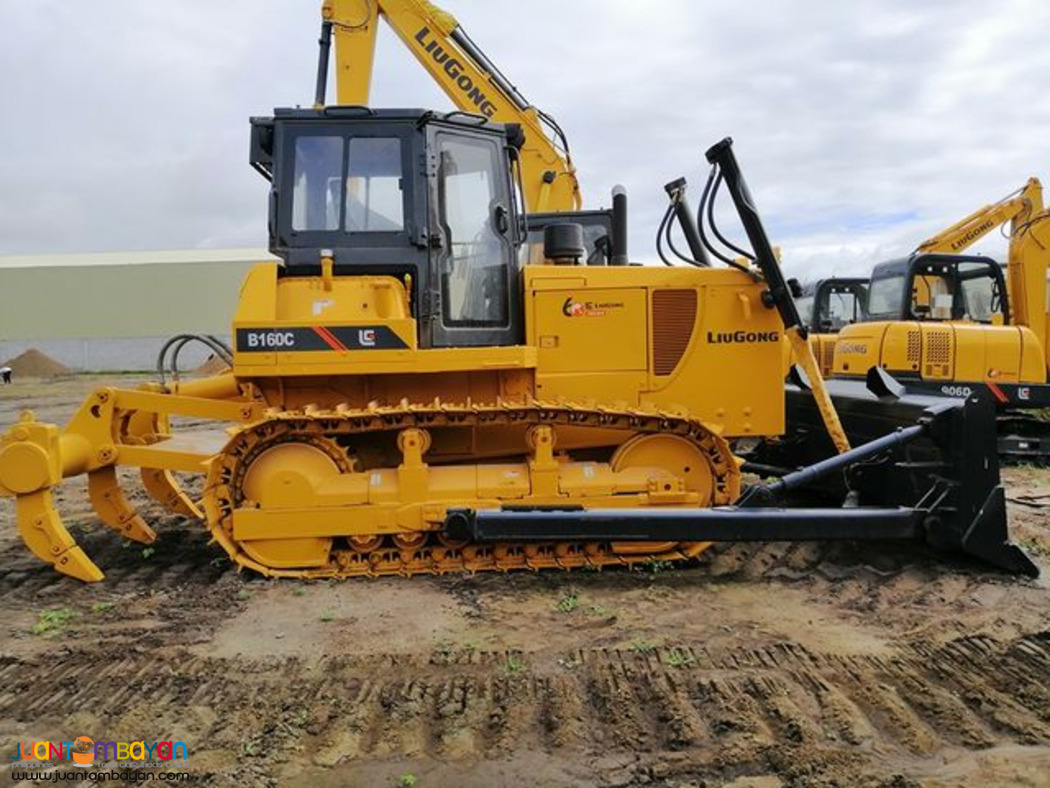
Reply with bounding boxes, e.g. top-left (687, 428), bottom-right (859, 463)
top-left (321, 0), bottom-right (581, 213)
